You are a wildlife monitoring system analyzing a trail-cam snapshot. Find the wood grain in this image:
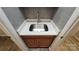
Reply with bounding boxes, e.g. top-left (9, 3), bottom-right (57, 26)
top-left (21, 36), bottom-right (56, 48)
top-left (55, 22), bottom-right (79, 51)
top-left (0, 36), bottom-right (21, 51)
